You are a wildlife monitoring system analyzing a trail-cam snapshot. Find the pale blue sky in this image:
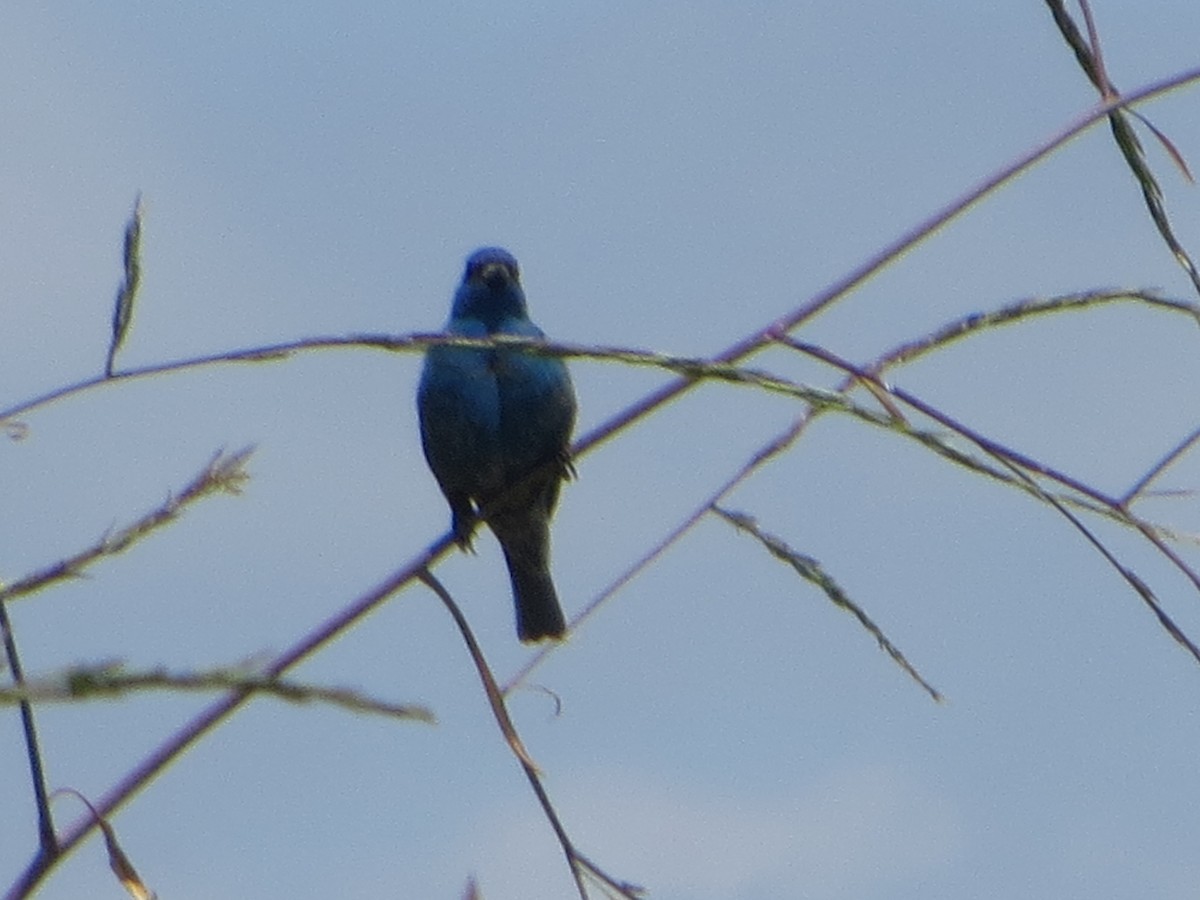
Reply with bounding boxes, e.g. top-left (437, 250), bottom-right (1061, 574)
top-left (3, 4), bottom-right (1200, 898)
